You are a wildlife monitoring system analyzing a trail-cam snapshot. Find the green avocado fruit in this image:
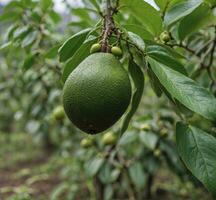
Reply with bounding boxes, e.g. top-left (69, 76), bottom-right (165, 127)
top-left (90, 43), bottom-right (101, 54)
top-left (102, 132), bottom-right (117, 145)
top-left (63, 53), bottom-right (131, 134)
top-left (111, 46), bottom-right (123, 56)
top-left (53, 106), bottom-right (65, 121)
